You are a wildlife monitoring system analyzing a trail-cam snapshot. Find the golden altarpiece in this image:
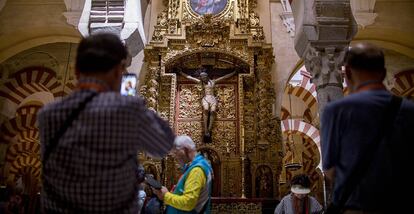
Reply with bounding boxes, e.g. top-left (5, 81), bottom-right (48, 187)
top-left (139, 0), bottom-right (283, 210)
